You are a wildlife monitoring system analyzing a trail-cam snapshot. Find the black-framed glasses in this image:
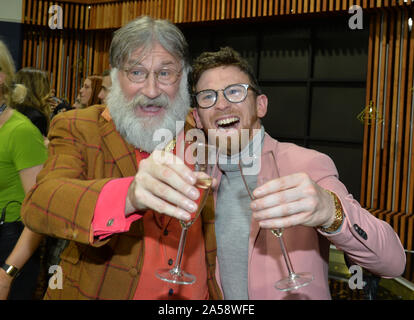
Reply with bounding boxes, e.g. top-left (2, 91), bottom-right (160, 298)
top-left (124, 66), bottom-right (182, 85)
top-left (194, 83), bottom-right (259, 109)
